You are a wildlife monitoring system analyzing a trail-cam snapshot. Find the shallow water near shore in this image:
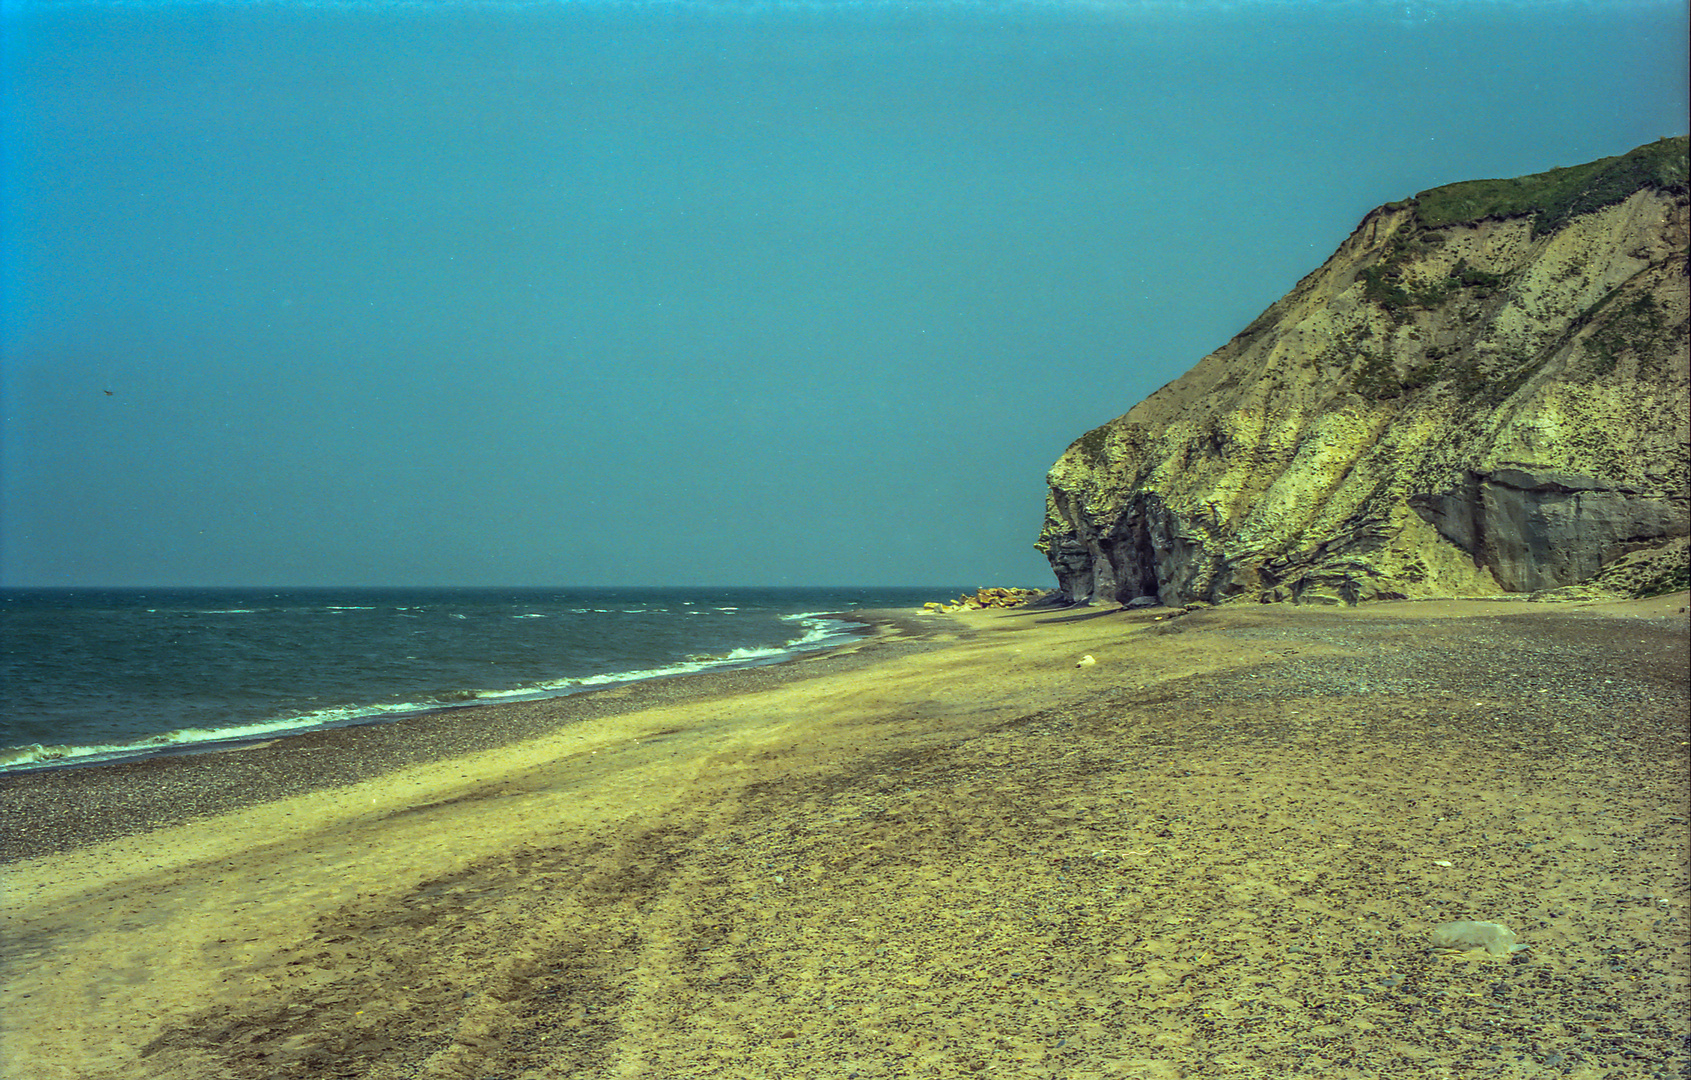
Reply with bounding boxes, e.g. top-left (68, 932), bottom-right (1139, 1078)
top-left (0, 586), bottom-right (966, 771)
